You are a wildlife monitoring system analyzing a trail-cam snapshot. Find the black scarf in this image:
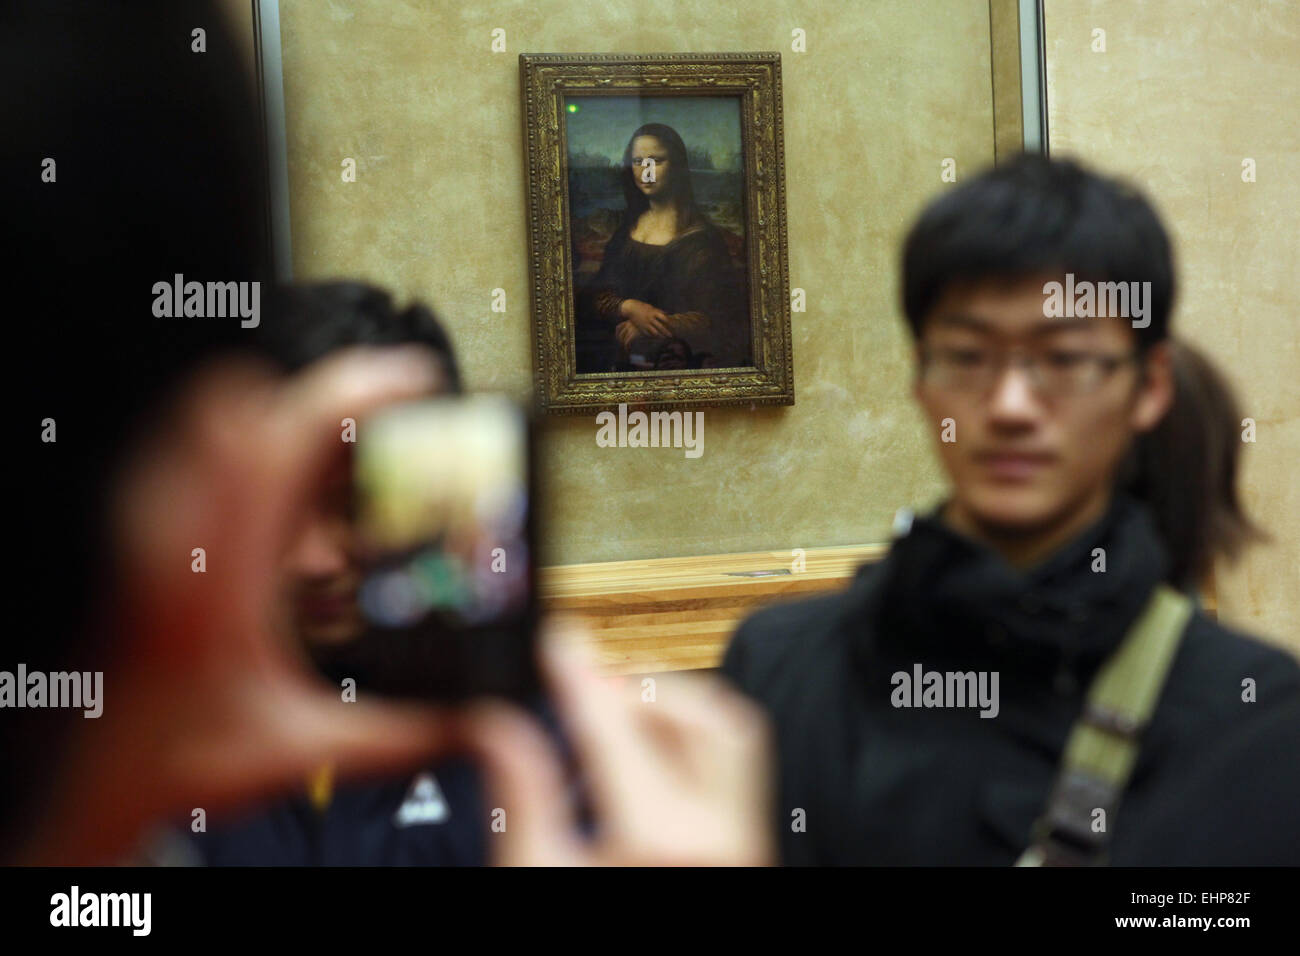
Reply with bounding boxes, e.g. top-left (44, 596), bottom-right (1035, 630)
top-left (853, 494), bottom-right (1171, 693)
